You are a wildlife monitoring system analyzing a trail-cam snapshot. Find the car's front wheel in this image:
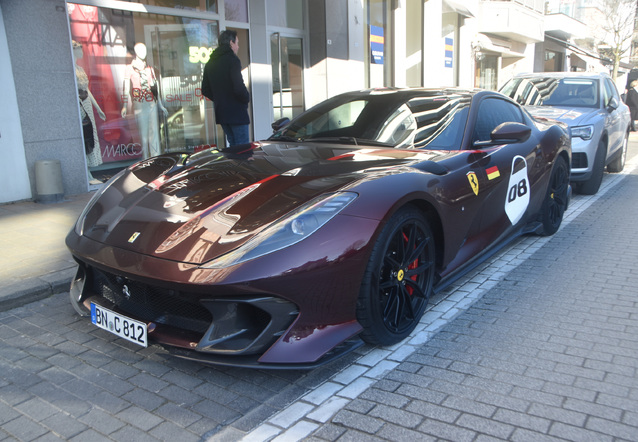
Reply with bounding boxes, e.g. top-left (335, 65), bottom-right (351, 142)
top-left (578, 140), bottom-right (606, 195)
top-left (356, 207), bottom-right (435, 346)
top-left (607, 133), bottom-right (628, 173)
top-left (538, 156), bottom-right (570, 236)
